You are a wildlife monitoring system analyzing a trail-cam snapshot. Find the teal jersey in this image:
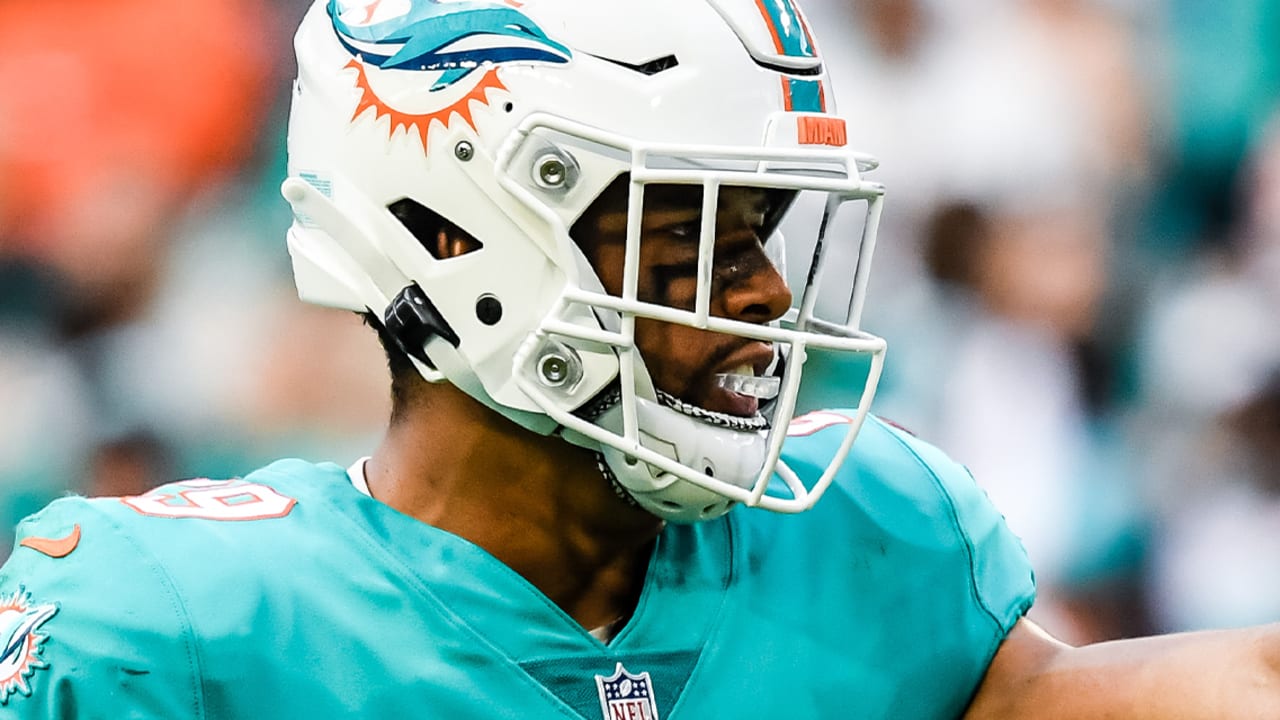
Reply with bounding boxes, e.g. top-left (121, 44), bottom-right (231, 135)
top-left (0, 414), bottom-right (1033, 719)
